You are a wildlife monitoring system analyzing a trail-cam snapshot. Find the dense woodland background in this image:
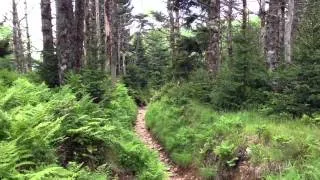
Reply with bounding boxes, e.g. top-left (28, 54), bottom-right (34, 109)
top-left (0, 0), bottom-right (320, 179)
